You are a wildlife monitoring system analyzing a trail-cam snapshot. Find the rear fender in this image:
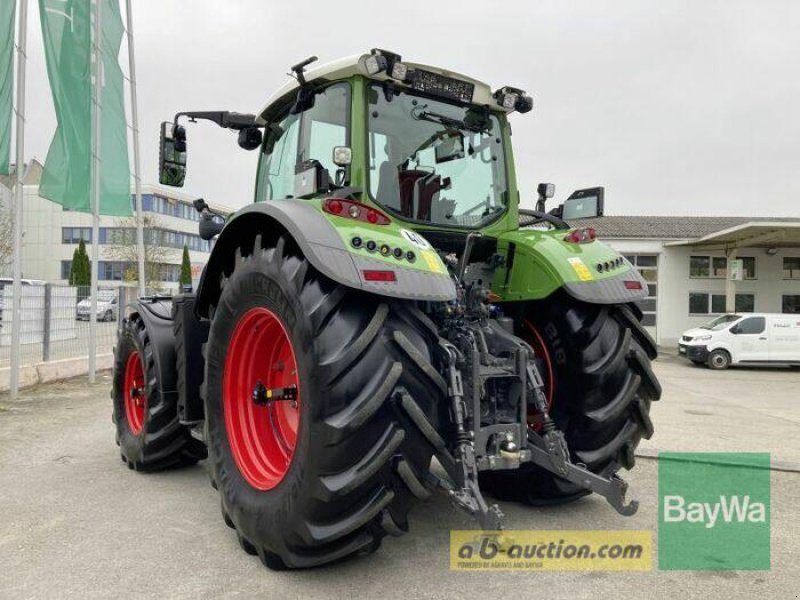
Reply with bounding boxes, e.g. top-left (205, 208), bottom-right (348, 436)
top-left (493, 228), bottom-right (649, 304)
top-left (195, 199), bottom-right (456, 318)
